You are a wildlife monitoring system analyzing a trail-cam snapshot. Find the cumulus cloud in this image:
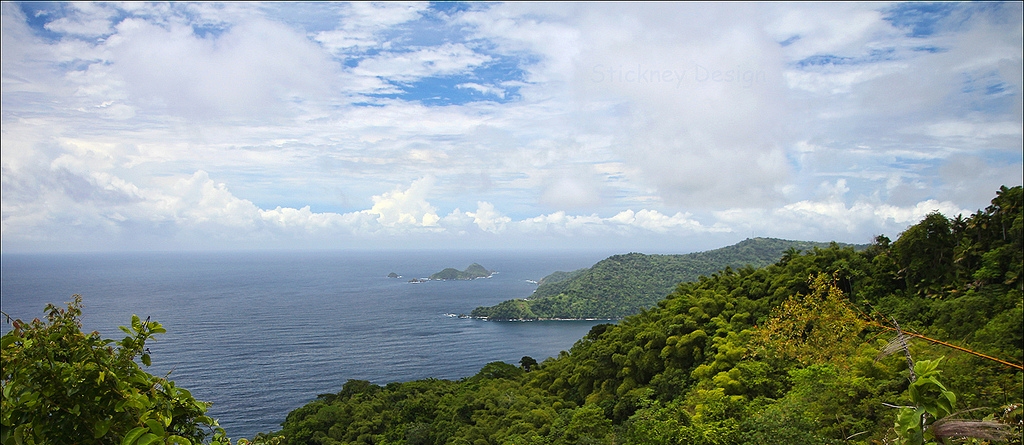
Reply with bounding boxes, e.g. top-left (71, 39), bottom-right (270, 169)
top-left (608, 209), bottom-right (710, 234)
top-left (1, 3), bottom-right (1020, 252)
top-left (365, 177), bottom-right (441, 228)
top-left (170, 171), bottom-right (262, 229)
top-left (1, 155), bottom-right (992, 252)
top-left (466, 201), bottom-right (511, 233)
top-left (714, 179), bottom-right (968, 242)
